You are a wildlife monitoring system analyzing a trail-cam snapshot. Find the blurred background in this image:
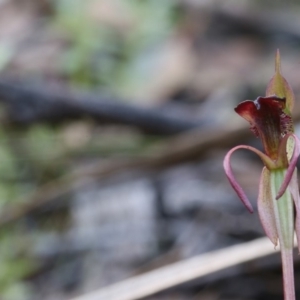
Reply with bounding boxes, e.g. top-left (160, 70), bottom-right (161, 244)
top-left (0, 0), bottom-right (300, 299)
